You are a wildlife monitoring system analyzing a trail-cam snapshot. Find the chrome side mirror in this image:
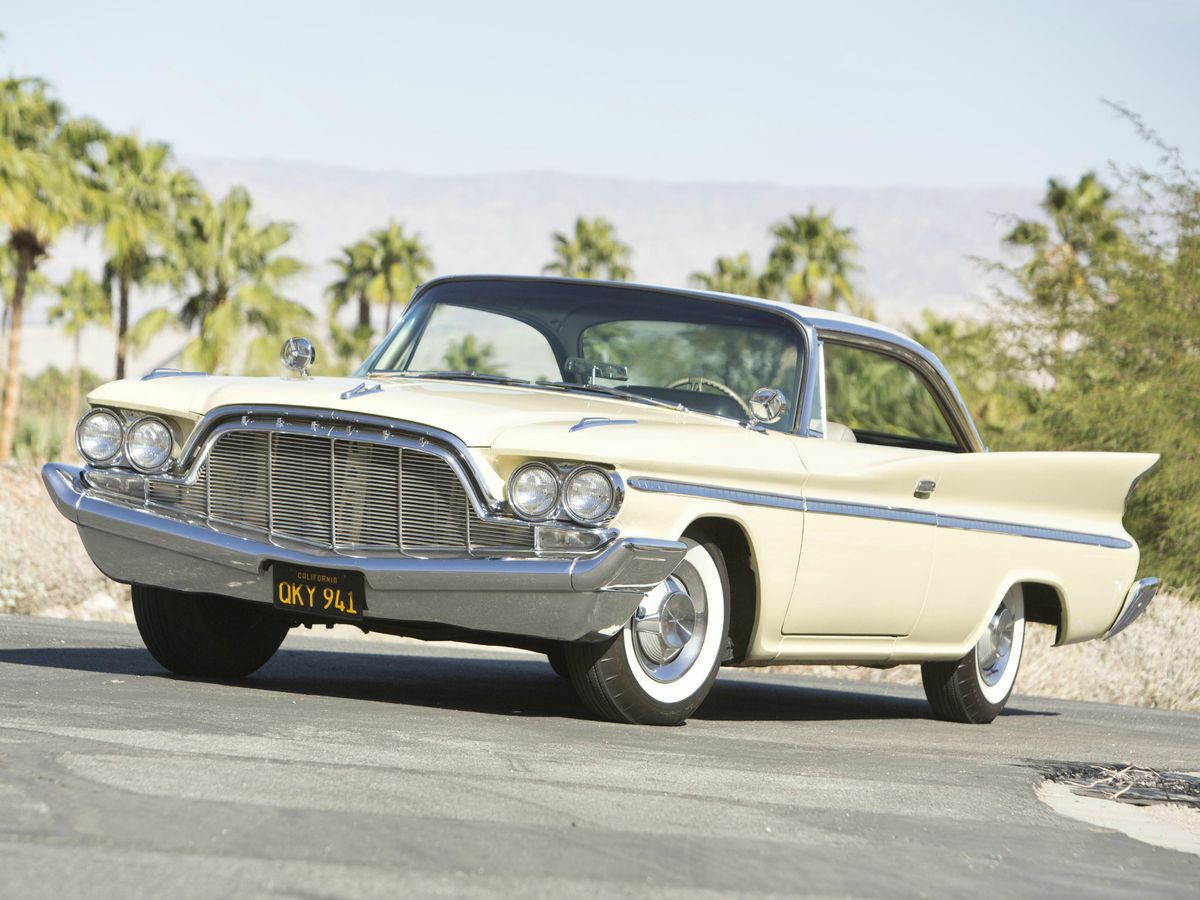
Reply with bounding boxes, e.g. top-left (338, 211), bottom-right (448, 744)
top-left (748, 387), bottom-right (787, 426)
top-left (280, 337), bottom-right (316, 378)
